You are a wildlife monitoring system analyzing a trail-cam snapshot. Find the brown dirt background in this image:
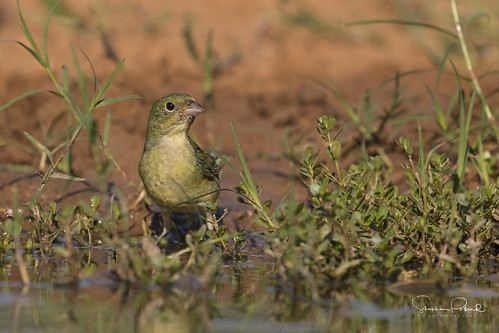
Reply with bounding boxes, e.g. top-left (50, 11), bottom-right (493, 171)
top-left (1, 1), bottom-right (498, 226)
